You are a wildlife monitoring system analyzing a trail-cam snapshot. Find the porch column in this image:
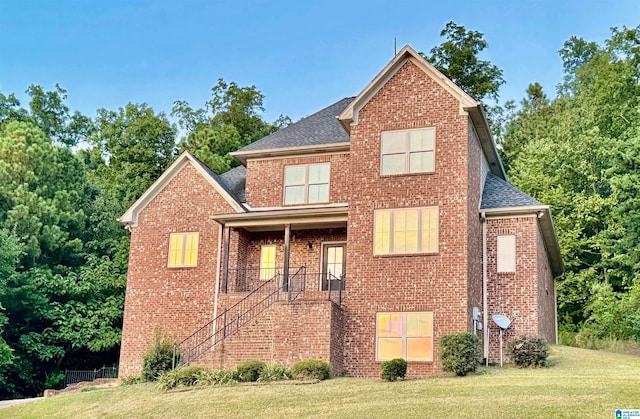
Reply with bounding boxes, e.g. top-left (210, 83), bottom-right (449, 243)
top-left (283, 224), bottom-right (291, 292)
top-left (222, 225), bottom-right (231, 293)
